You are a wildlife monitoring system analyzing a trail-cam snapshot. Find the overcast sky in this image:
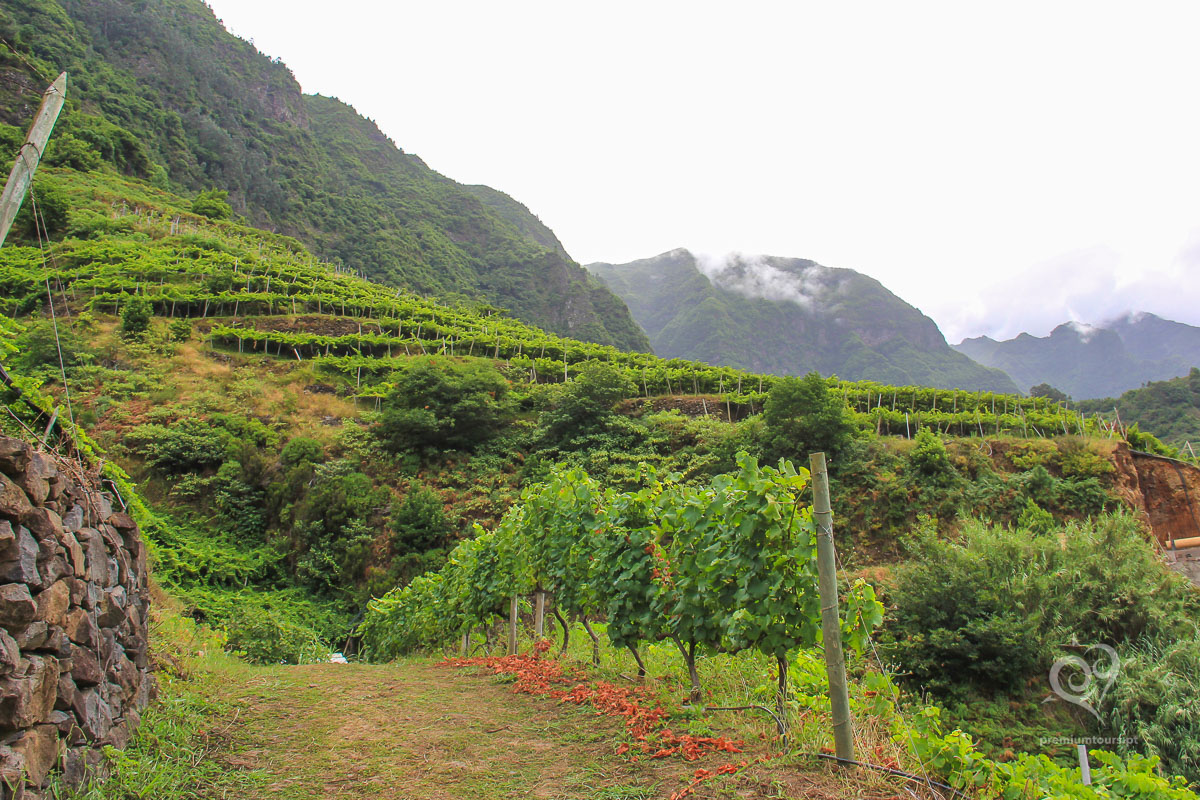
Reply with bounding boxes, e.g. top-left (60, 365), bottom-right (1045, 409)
top-left (205, 0), bottom-right (1200, 343)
